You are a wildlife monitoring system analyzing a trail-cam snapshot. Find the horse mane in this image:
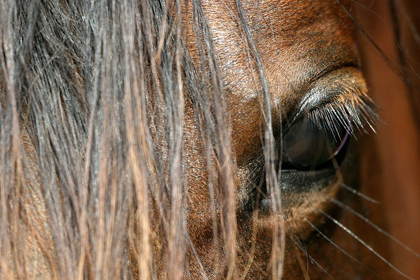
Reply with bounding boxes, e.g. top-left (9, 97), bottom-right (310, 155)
top-left (1, 0), bottom-right (251, 278)
top-left (1, 0), bottom-right (195, 278)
